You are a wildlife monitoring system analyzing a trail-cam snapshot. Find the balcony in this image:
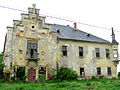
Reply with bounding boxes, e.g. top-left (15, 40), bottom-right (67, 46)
top-left (113, 59), bottom-right (120, 67)
top-left (26, 53), bottom-right (39, 61)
